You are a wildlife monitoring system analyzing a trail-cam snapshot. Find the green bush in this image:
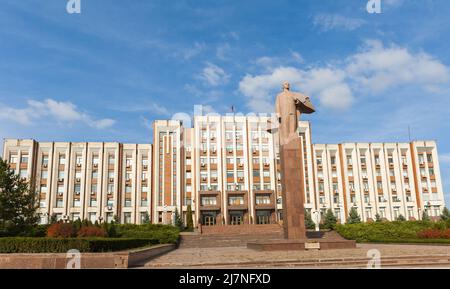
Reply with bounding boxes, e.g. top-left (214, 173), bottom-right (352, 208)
top-left (0, 237), bottom-right (160, 253)
top-left (115, 224), bottom-right (179, 244)
top-left (336, 221), bottom-right (443, 242)
top-left (323, 209), bottom-right (337, 230)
